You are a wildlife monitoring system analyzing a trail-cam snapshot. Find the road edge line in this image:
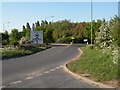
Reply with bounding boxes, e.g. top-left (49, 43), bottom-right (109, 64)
top-left (63, 48), bottom-right (116, 88)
